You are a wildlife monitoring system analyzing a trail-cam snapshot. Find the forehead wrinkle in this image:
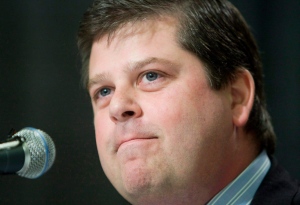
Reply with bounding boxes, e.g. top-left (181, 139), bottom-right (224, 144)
top-left (126, 57), bottom-right (158, 73)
